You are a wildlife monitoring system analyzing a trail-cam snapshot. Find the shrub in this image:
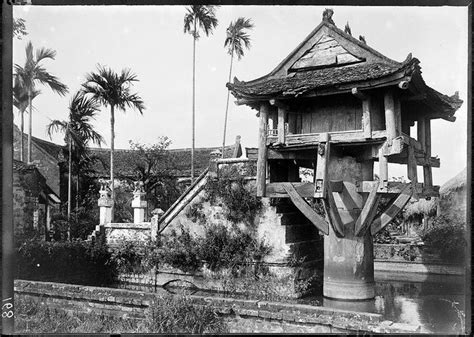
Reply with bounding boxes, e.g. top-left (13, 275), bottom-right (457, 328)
top-left (16, 239), bottom-right (117, 286)
top-left (110, 240), bottom-right (147, 274)
top-left (421, 215), bottom-right (466, 263)
top-left (198, 224), bottom-right (271, 273)
top-left (204, 171), bottom-right (262, 228)
top-left (154, 226), bottom-right (202, 273)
